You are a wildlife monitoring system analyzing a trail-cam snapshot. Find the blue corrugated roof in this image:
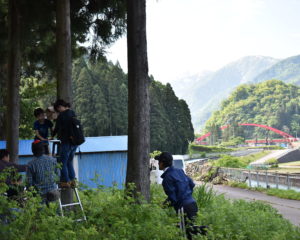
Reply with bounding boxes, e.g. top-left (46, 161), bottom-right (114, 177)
top-left (0, 136), bottom-right (128, 156)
